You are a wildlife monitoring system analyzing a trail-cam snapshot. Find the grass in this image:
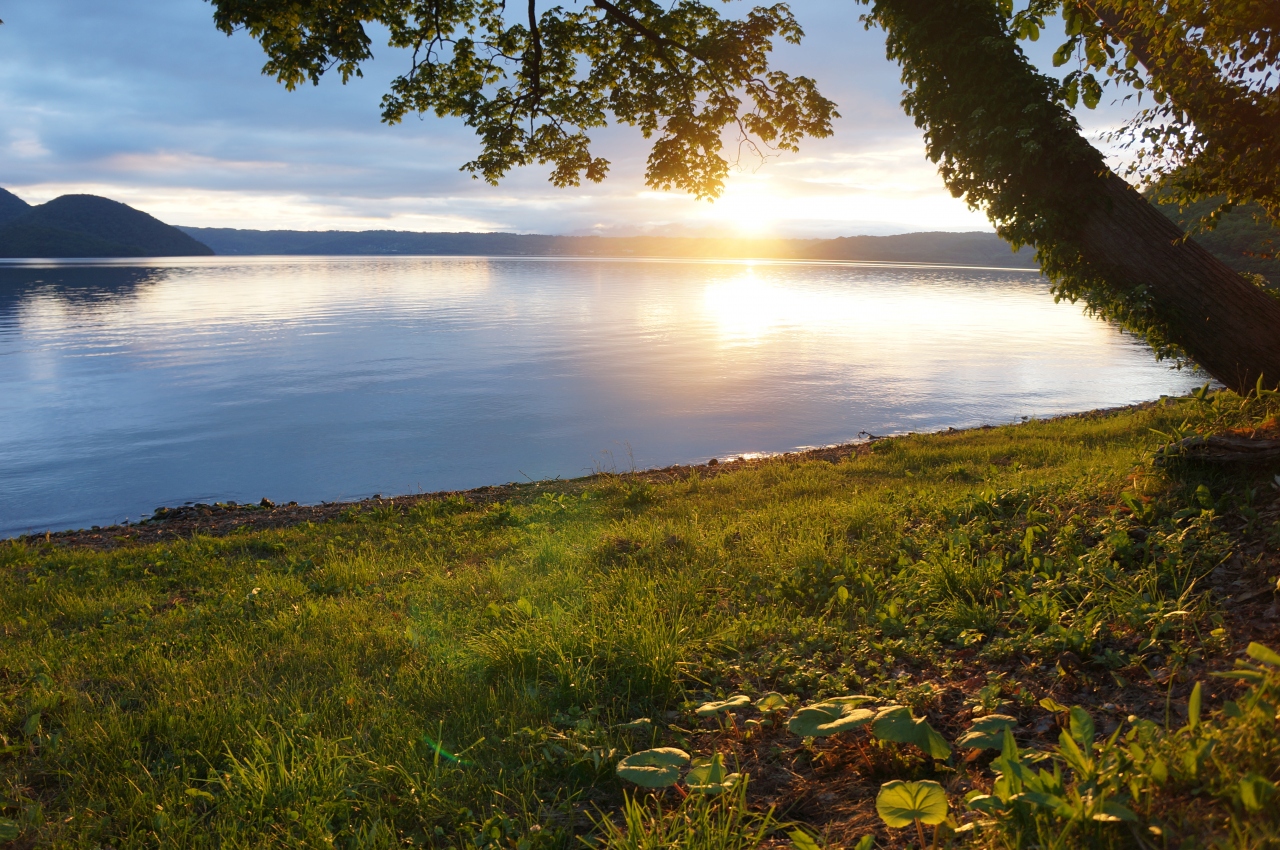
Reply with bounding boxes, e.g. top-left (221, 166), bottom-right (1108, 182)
top-left (1, 390), bottom-right (1278, 849)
